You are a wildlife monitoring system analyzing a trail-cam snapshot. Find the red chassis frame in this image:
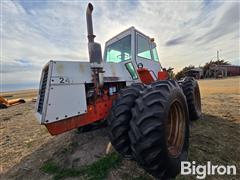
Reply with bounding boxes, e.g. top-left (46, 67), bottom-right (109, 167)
top-left (45, 94), bottom-right (115, 135)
